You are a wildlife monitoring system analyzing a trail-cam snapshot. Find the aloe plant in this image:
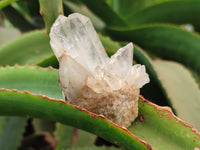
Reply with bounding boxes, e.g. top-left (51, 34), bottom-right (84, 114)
top-left (0, 0), bottom-right (200, 150)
